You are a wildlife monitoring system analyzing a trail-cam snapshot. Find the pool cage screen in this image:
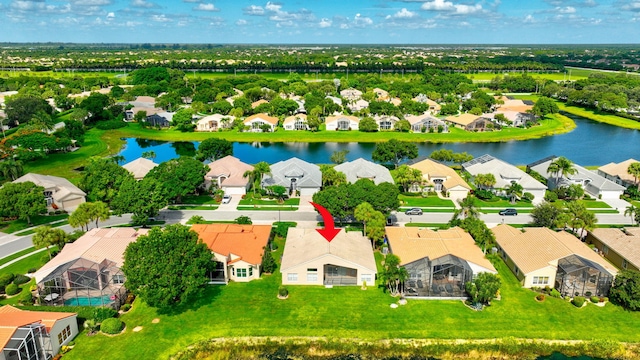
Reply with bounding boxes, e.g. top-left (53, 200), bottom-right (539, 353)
top-left (555, 254), bottom-right (613, 297)
top-left (404, 254), bottom-right (473, 297)
top-left (2, 323), bottom-right (49, 360)
top-left (37, 257), bottom-right (126, 309)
